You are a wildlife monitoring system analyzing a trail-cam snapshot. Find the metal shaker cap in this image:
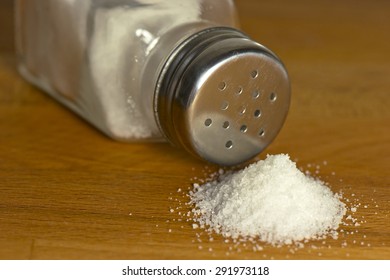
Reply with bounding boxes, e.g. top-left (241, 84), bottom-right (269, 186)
top-left (155, 27), bottom-right (290, 166)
